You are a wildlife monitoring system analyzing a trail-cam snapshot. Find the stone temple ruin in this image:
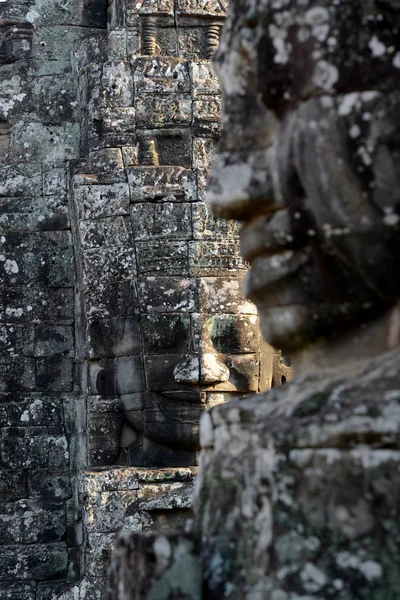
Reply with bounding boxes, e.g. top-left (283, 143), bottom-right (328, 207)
top-left (107, 0), bottom-right (400, 599)
top-left (3, 0), bottom-right (400, 598)
top-left (0, 0), bottom-right (293, 598)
